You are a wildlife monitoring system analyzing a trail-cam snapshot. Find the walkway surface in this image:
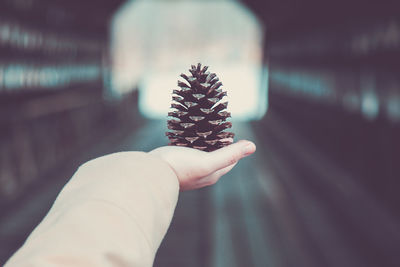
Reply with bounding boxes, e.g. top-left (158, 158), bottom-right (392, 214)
top-left (1, 113), bottom-right (400, 266)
